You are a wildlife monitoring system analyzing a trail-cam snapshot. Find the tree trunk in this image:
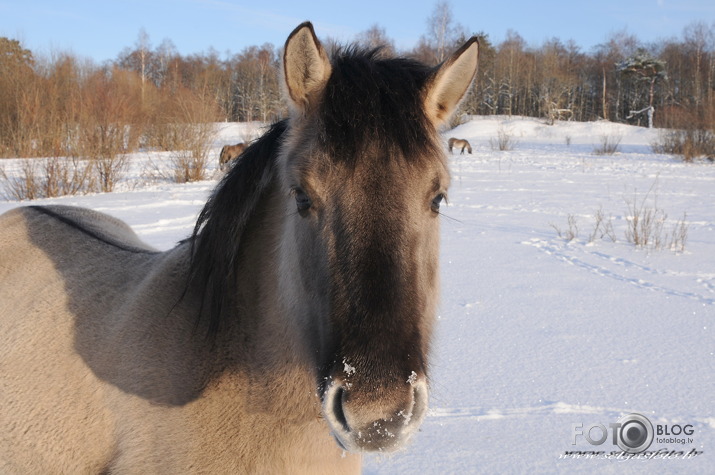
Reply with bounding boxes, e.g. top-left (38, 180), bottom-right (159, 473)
top-left (602, 67), bottom-right (608, 120)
